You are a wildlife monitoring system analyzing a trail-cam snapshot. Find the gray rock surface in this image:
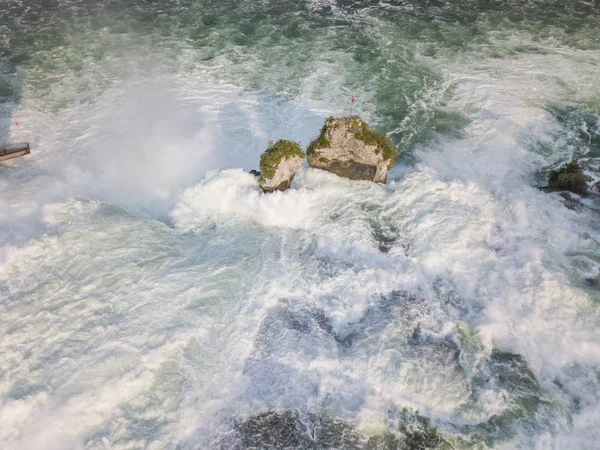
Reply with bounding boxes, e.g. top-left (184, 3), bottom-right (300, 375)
top-left (258, 140), bottom-right (305, 192)
top-left (307, 116), bottom-right (396, 183)
top-left (258, 155), bottom-right (303, 192)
